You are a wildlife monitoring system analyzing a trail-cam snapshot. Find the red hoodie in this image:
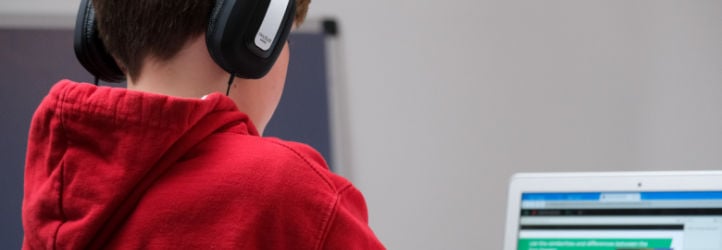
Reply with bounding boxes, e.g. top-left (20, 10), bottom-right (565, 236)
top-left (23, 80), bottom-right (384, 249)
